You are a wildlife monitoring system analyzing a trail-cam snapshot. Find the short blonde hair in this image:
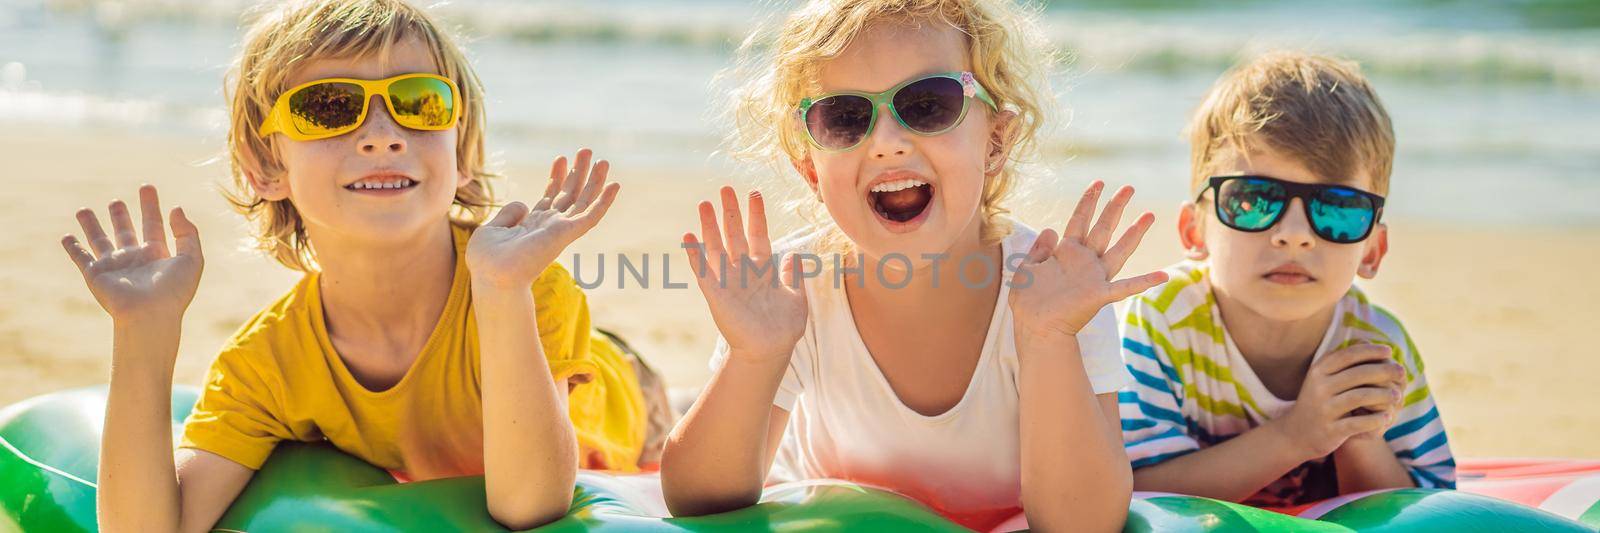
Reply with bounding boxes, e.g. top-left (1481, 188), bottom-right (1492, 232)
top-left (222, 0), bottom-right (495, 272)
top-left (1188, 51), bottom-right (1395, 197)
top-left (726, 0), bottom-right (1056, 253)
